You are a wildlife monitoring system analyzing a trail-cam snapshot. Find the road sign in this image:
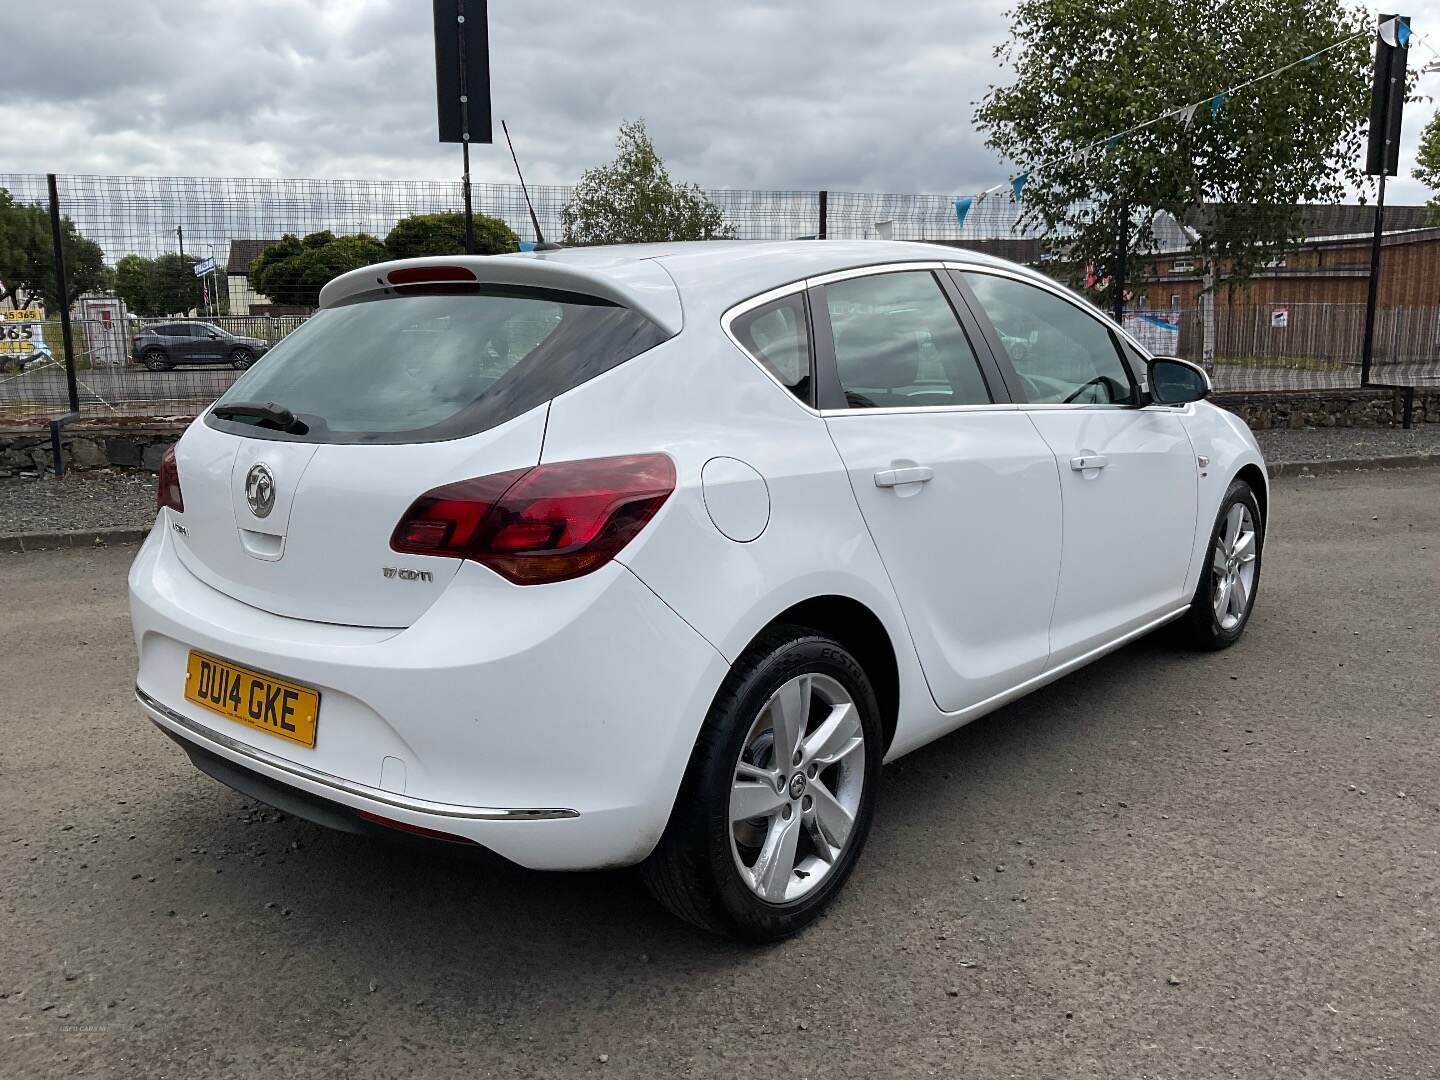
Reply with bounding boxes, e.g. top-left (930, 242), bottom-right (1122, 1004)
top-left (193, 256), bottom-right (216, 277)
top-left (433, 0), bottom-right (492, 144)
